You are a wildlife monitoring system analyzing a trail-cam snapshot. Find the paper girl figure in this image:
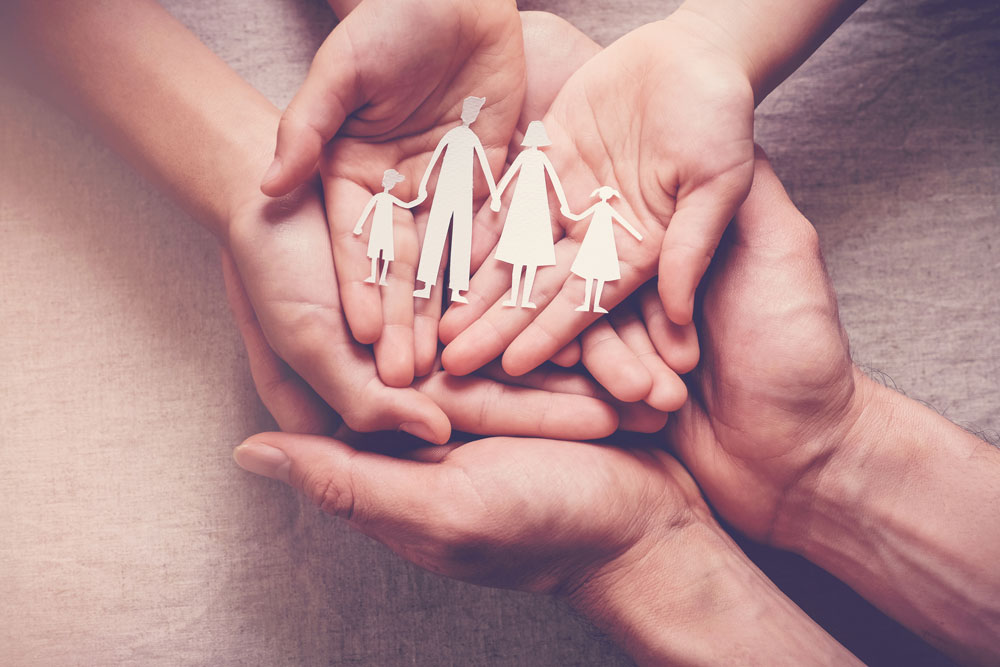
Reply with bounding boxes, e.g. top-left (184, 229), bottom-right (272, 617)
top-left (490, 121), bottom-right (570, 308)
top-left (412, 96), bottom-right (499, 303)
top-left (353, 168), bottom-right (416, 286)
top-left (566, 186), bottom-right (643, 313)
